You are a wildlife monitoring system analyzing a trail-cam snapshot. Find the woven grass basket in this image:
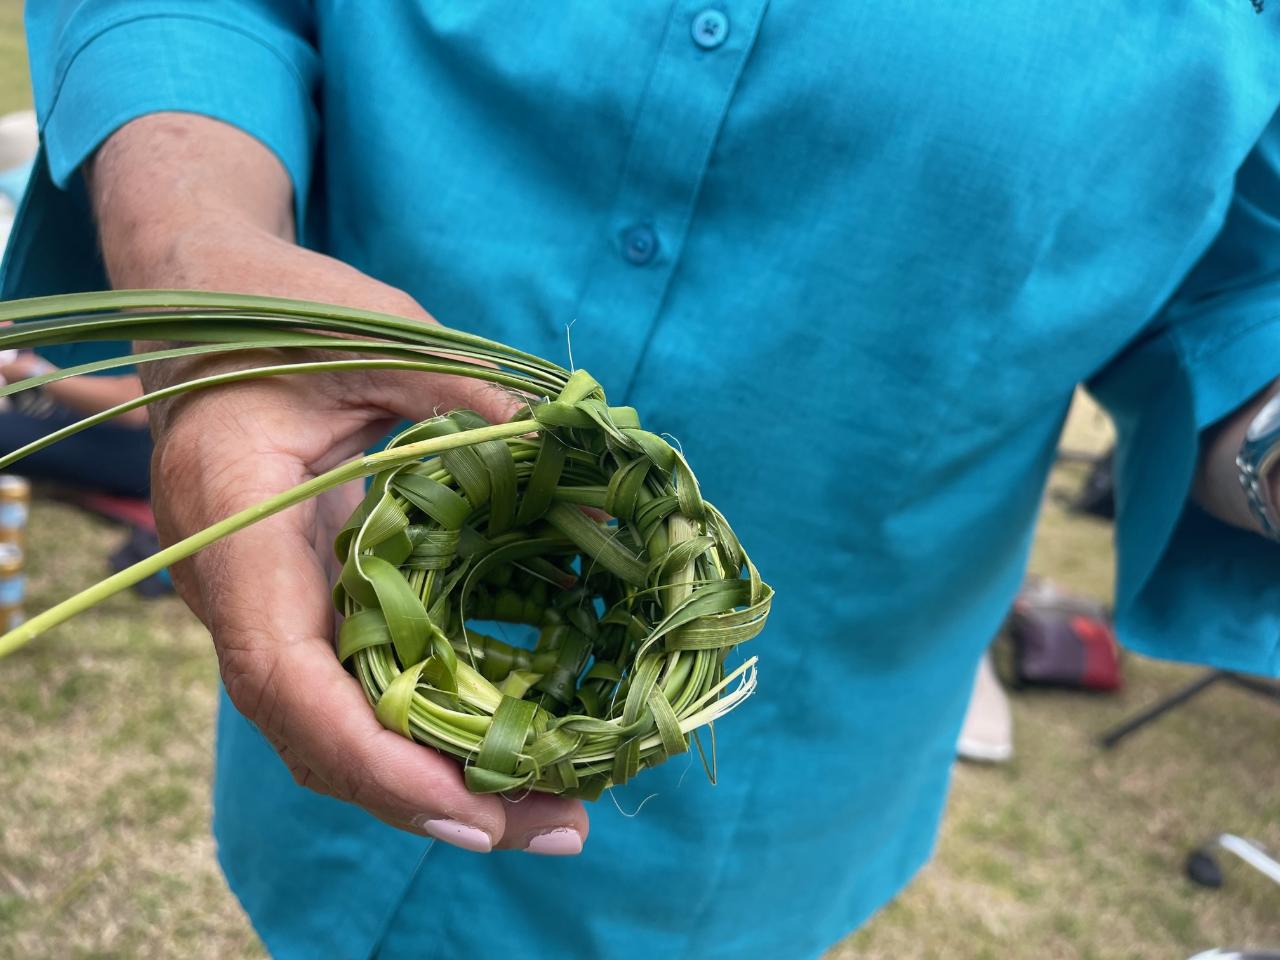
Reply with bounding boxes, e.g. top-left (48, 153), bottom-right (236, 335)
top-left (0, 292), bottom-right (771, 799)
